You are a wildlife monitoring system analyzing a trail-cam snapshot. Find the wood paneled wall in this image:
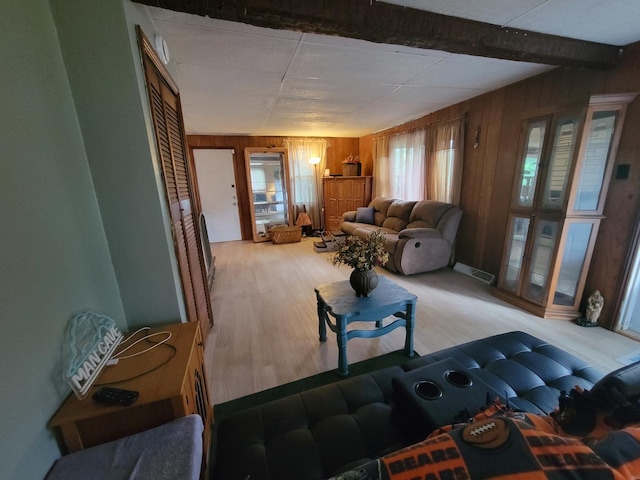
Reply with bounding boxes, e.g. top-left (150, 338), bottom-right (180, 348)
top-left (361, 42), bottom-right (640, 328)
top-left (187, 135), bottom-right (360, 240)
